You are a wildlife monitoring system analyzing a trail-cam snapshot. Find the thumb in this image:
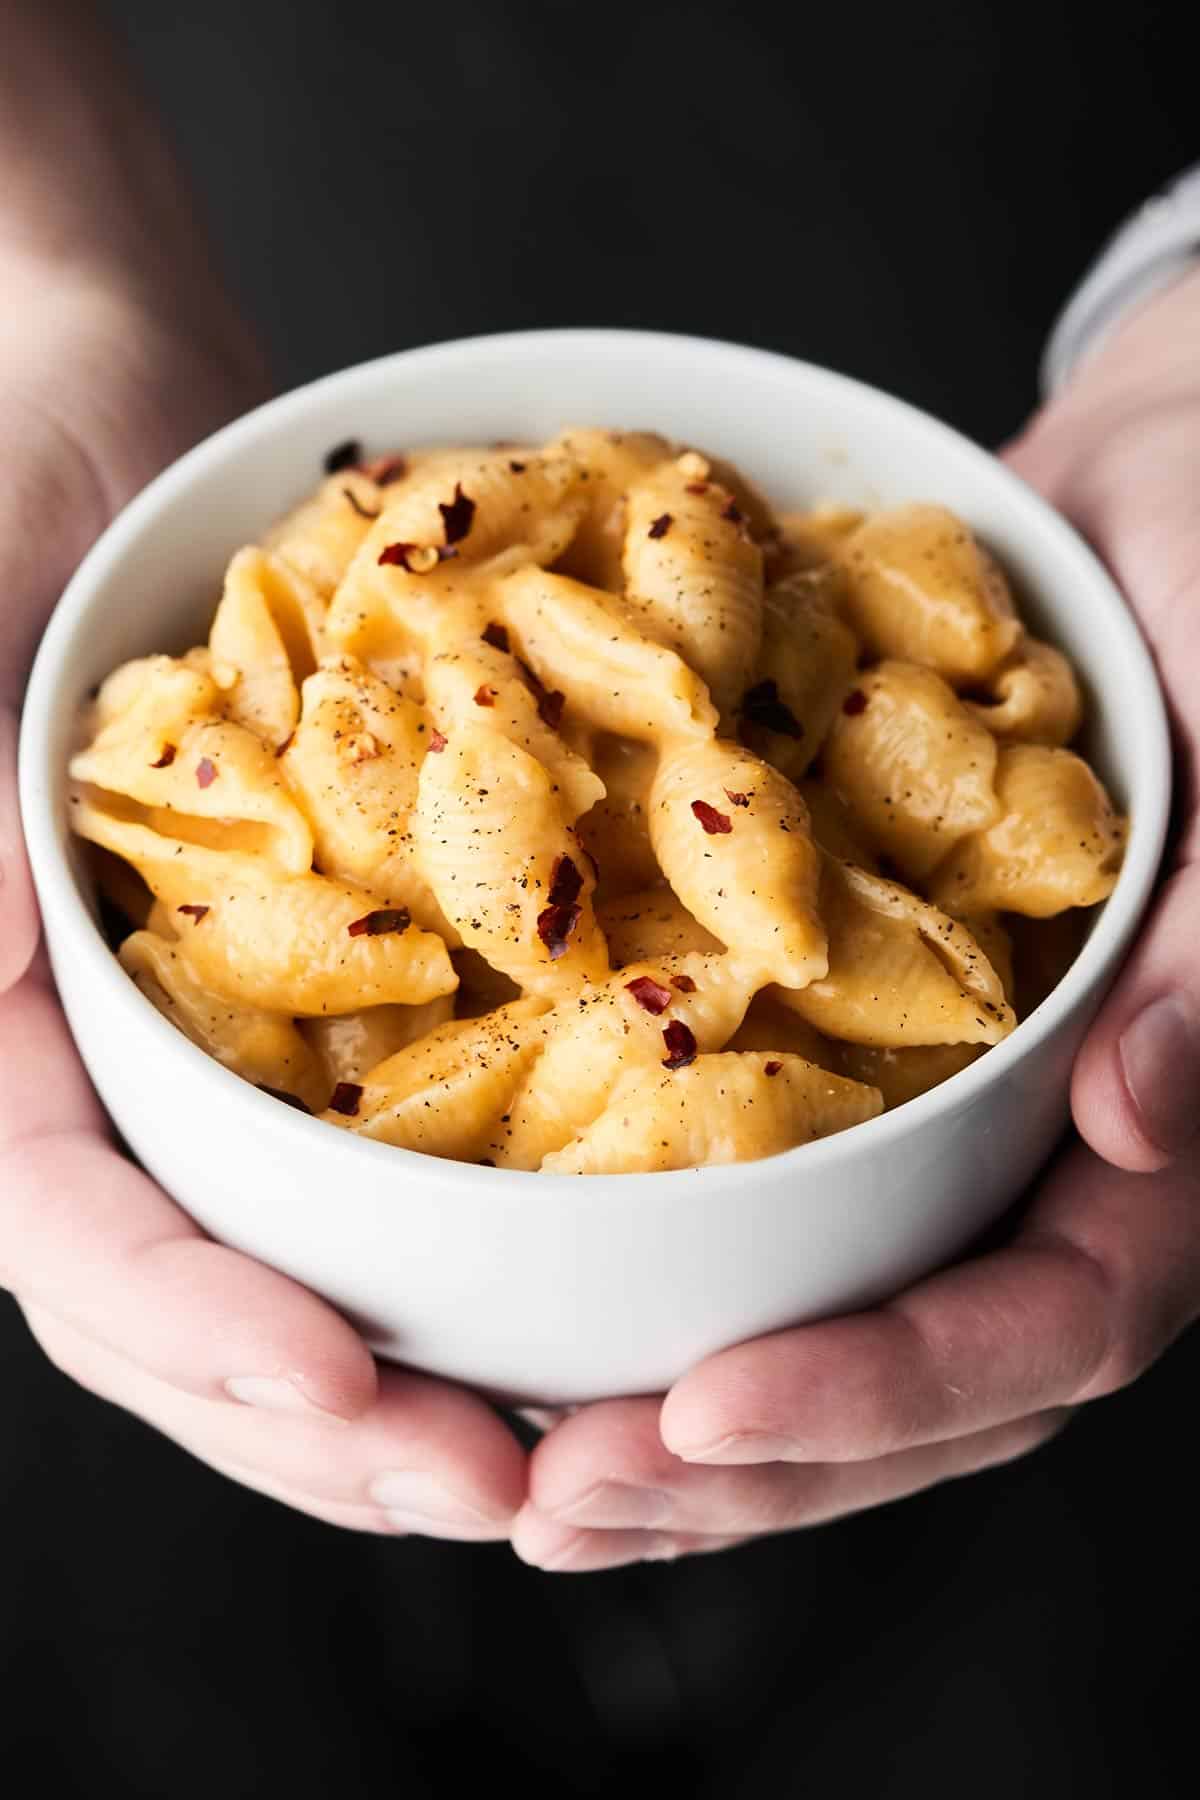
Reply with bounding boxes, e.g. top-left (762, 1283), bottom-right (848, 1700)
top-left (1072, 861), bottom-right (1200, 1172)
top-left (0, 706), bottom-right (40, 997)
